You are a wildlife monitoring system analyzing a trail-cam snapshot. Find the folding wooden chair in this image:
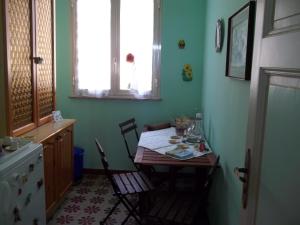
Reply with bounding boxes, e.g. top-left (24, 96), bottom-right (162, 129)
top-left (95, 138), bottom-right (155, 225)
top-left (148, 156), bottom-right (220, 225)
